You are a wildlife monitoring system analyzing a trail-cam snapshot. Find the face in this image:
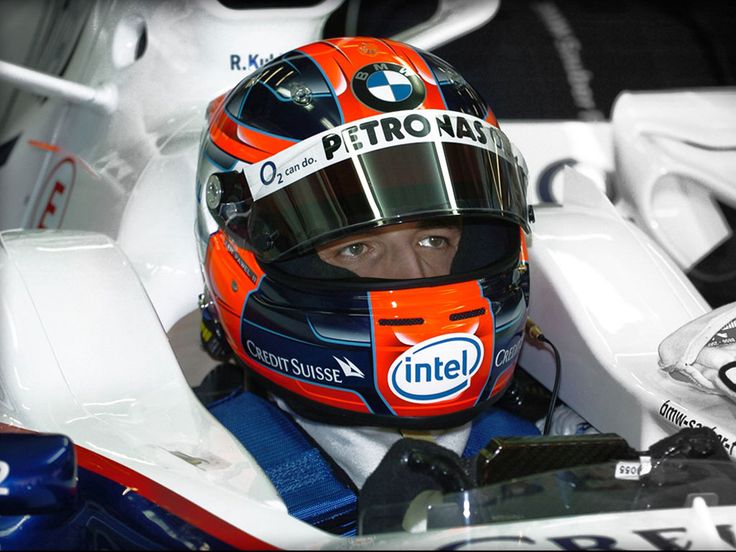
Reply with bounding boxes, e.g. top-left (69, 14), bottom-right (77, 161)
top-left (316, 221), bottom-right (461, 279)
